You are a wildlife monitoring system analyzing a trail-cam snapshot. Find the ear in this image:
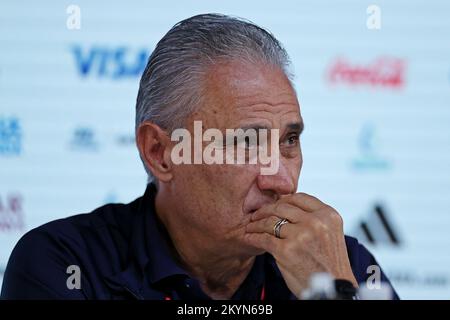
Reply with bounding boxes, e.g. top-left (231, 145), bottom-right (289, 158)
top-left (136, 122), bottom-right (173, 183)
